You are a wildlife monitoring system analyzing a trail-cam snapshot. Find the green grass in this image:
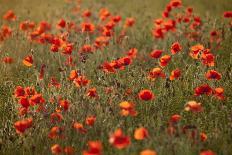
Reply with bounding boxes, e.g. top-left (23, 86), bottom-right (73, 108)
top-left (0, 0), bottom-right (232, 154)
